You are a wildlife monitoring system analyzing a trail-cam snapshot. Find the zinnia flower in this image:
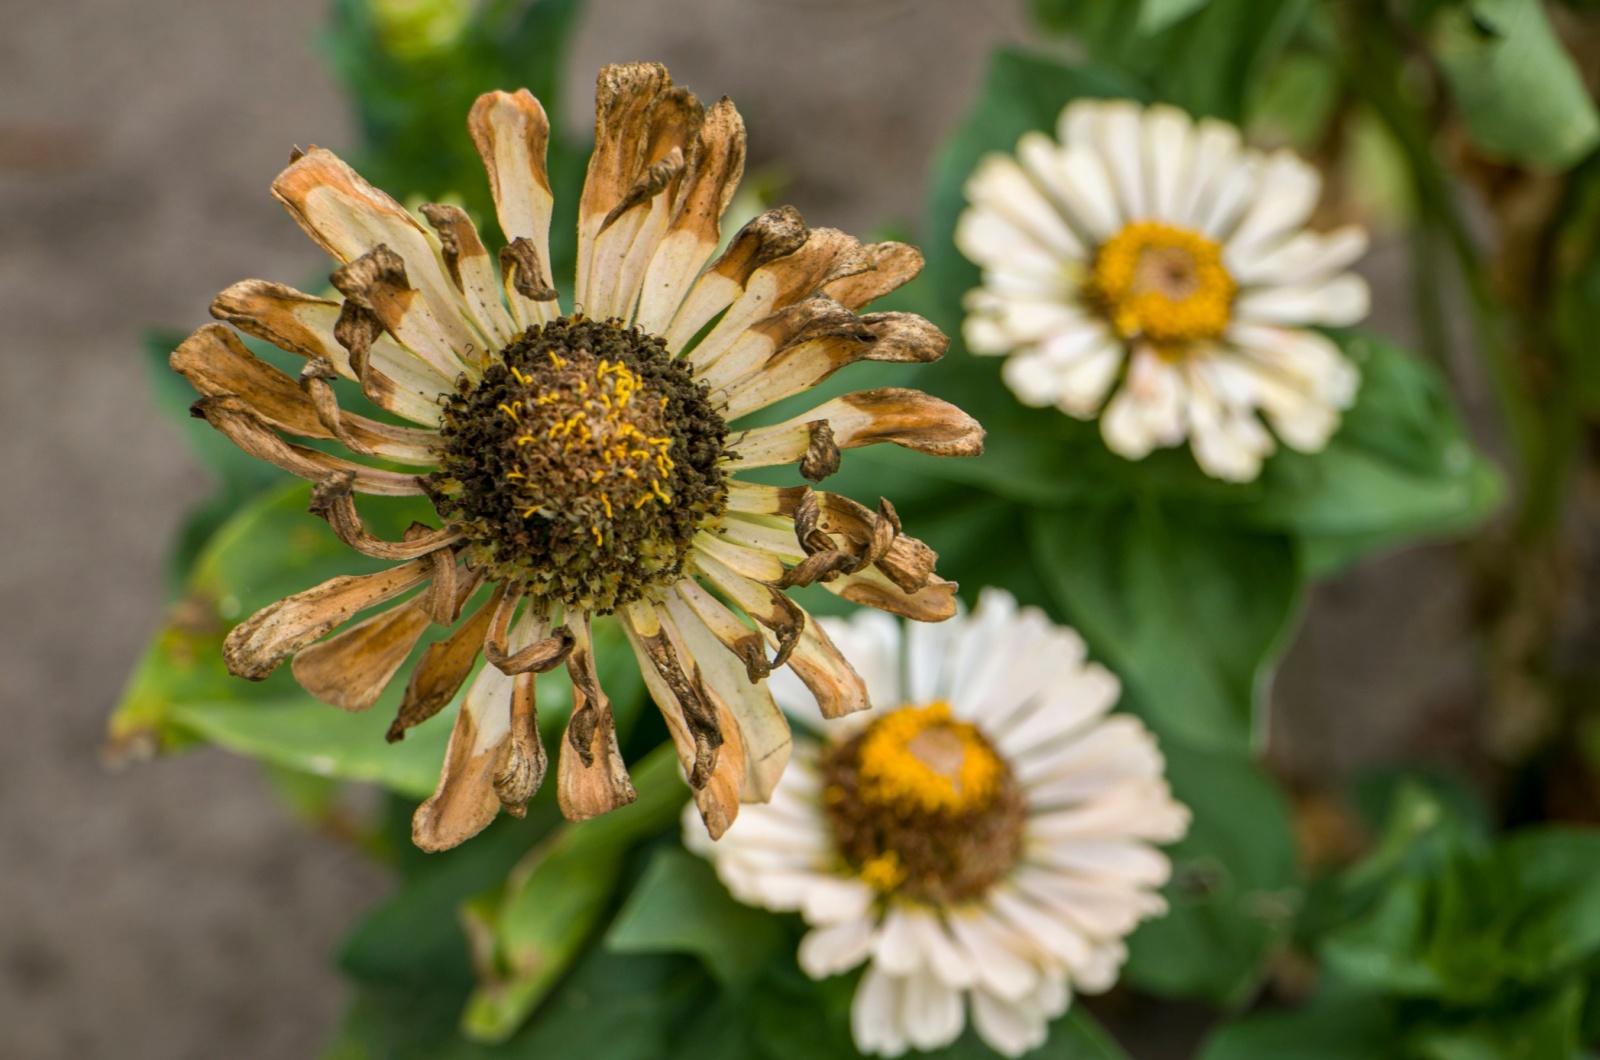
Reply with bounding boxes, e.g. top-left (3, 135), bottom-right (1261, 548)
top-left (686, 589), bottom-right (1188, 1057)
top-left (173, 63), bottom-right (983, 851)
top-left (957, 99), bottom-right (1368, 482)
